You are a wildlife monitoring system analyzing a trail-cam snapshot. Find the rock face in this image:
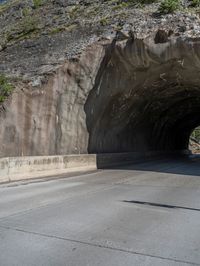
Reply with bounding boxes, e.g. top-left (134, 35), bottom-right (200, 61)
top-left (1, 1), bottom-right (200, 157)
top-left (1, 34), bottom-right (200, 157)
top-left (0, 43), bottom-right (104, 156)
